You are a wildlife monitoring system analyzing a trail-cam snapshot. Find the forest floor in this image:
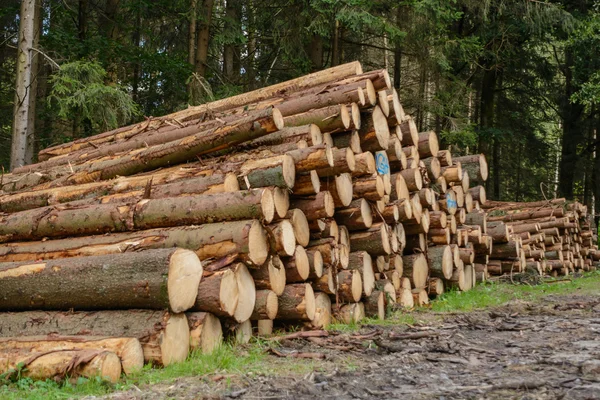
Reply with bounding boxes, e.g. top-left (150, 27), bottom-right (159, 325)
top-left (2, 273), bottom-right (600, 400)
